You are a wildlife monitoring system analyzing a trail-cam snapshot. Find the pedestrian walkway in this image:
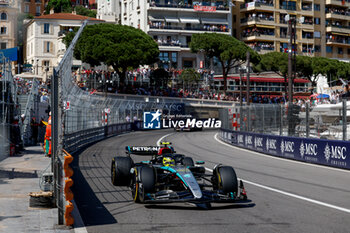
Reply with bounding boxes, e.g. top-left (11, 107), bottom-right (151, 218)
top-left (0, 146), bottom-right (71, 233)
